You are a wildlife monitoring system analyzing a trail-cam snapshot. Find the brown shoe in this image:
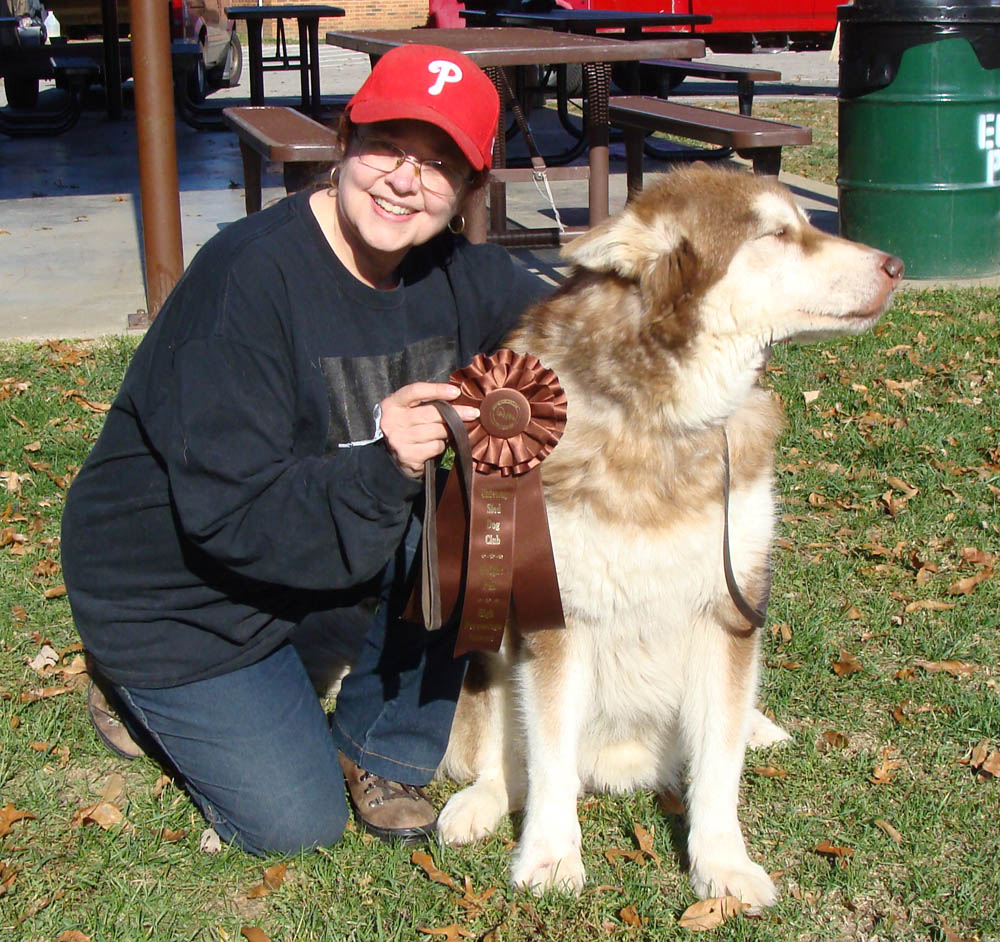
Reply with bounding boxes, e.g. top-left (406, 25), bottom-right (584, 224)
top-left (87, 676), bottom-right (144, 760)
top-left (338, 752), bottom-right (436, 844)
